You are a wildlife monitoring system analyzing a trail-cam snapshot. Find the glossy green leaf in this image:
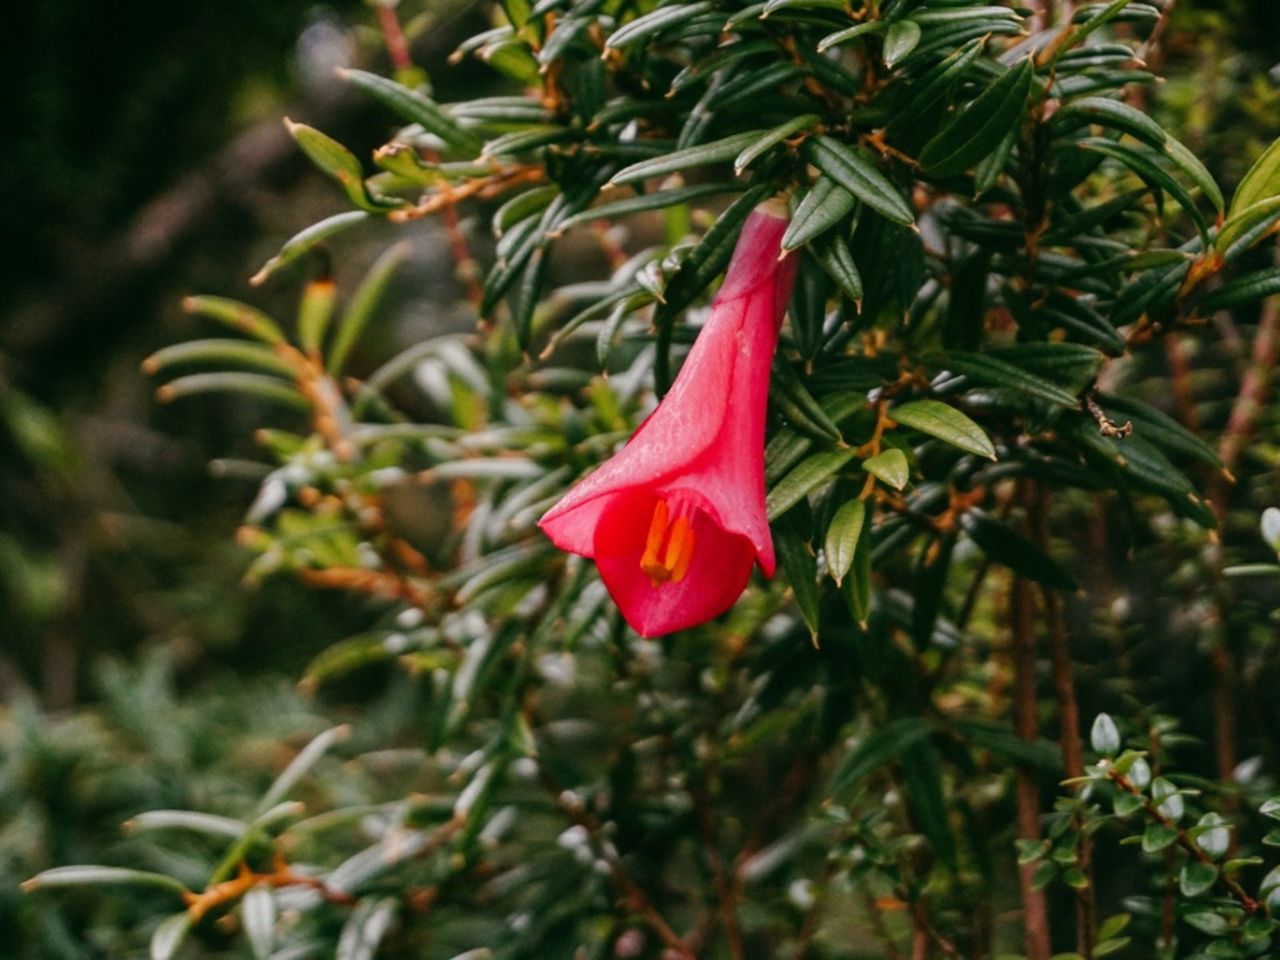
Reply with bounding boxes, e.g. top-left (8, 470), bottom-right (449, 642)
top-left (1180, 861), bottom-right (1219, 898)
top-left (1216, 196), bottom-right (1280, 259)
top-left (803, 136), bottom-right (914, 225)
top-left (816, 20), bottom-right (885, 54)
top-left (1080, 137), bottom-right (1211, 239)
top-left (766, 449), bottom-right (858, 520)
top-left (890, 399), bottom-right (996, 460)
top-left (1230, 135), bottom-right (1280, 217)
top-left (824, 498), bottom-right (866, 585)
top-left (862, 448), bottom-right (909, 490)
top-left (250, 211), bottom-right (372, 287)
top-left (22, 866), bottom-right (189, 896)
top-left (735, 114), bottom-right (820, 174)
top-left (930, 350), bottom-right (1081, 408)
top-left (605, 1), bottom-right (714, 50)
top-left (783, 176), bottom-right (856, 250)
top-left (554, 182), bottom-right (740, 233)
top-left (919, 58), bottom-right (1034, 178)
top-left (610, 130), bottom-right (768, 185)
top-left (809, 229), bottom-right (863, 302)
top-left (883, 19), bottom-right (921, 67)
top-left (1198, 265), bottom-right (1280, 312)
